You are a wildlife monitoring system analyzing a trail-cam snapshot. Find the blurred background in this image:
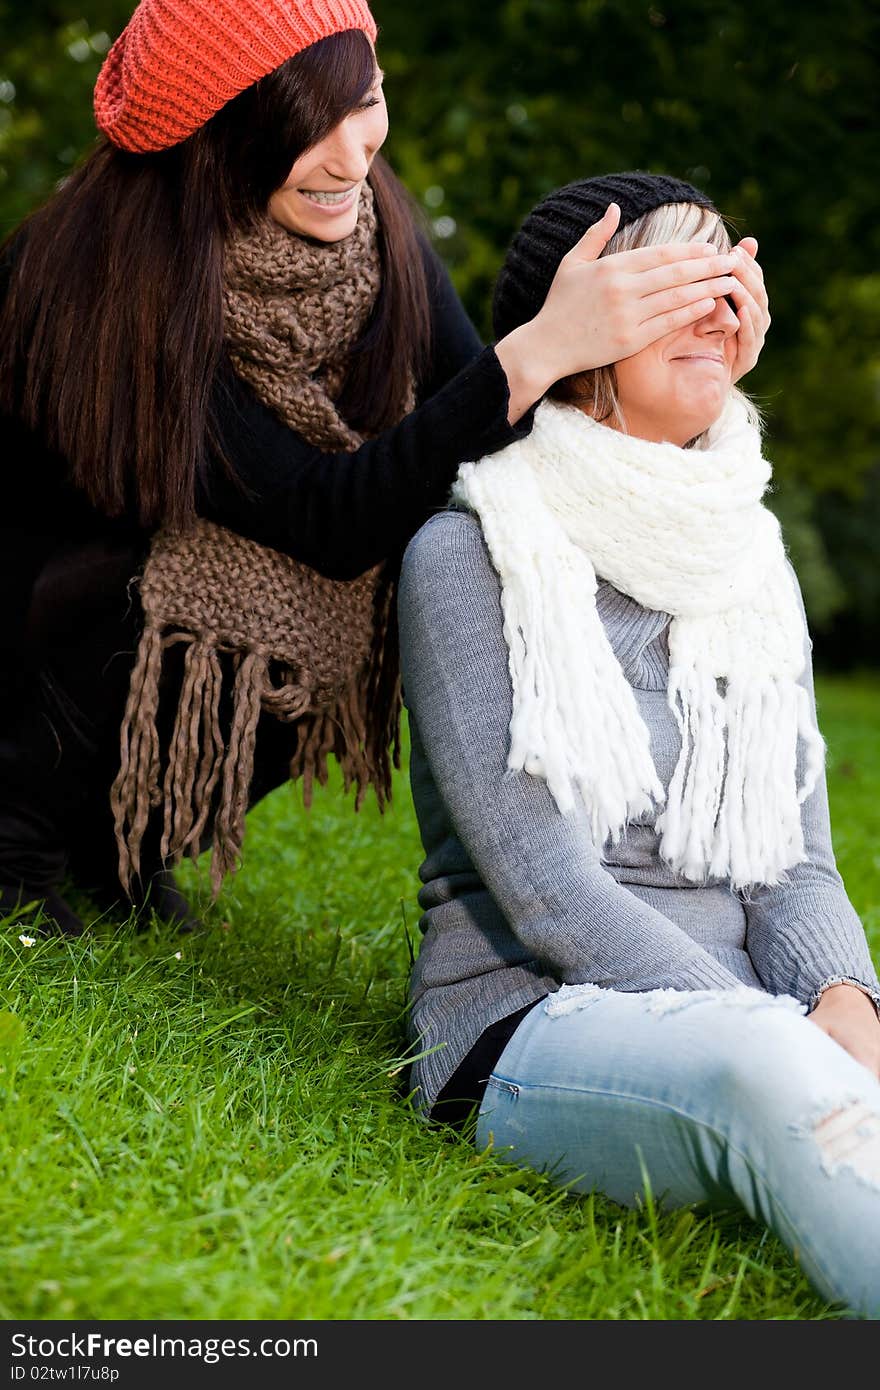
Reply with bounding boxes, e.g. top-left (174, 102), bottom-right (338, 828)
top-left (1, 0), bottom-right (877, 669)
